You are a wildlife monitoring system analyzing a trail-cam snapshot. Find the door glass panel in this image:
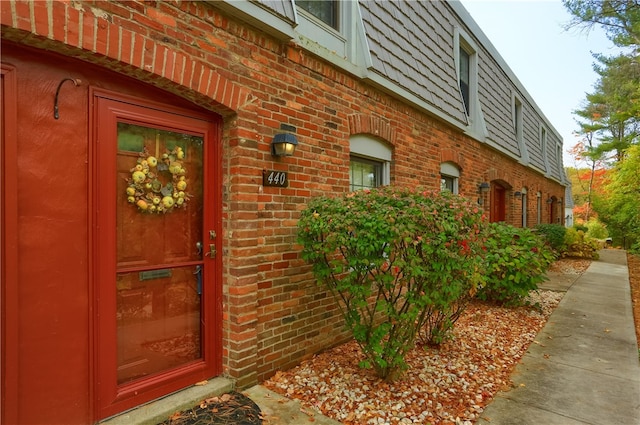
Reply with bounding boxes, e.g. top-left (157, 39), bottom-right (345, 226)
top-left (115, 123), bottom-right (204, 385)
top-left (116, 266), bottom-right (201, 385)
